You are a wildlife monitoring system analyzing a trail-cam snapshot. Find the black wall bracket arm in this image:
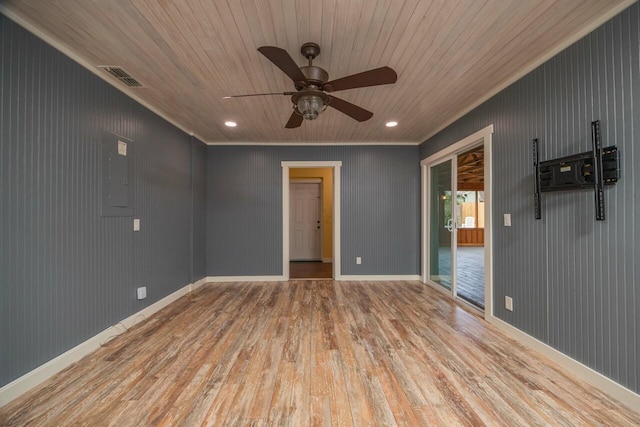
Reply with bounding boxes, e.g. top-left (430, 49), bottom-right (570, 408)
top-left (592, 120), bottom-right (605, 220)
top-left (533, 120), bottom-right (620, 221)
top-left (533, 138), bottom-right (541, 220)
